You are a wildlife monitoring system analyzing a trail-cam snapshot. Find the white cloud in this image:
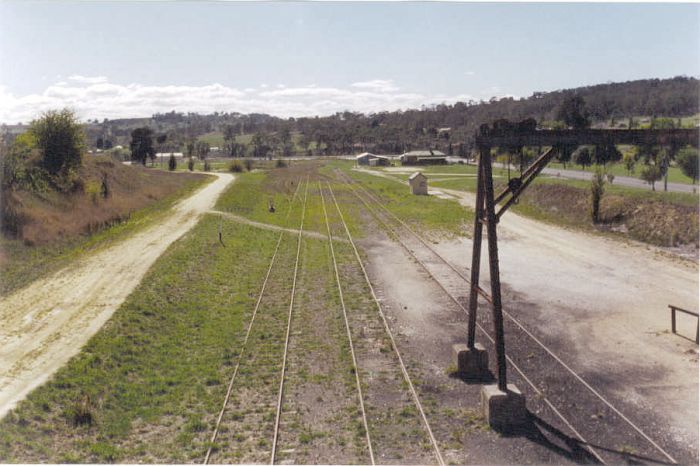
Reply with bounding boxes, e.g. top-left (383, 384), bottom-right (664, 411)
top-left (68, 75), bottom-right (108, 84)
top-left (350, 79), bottom-right (399, 93)
top-left (0, 77), bottom-right (478, 123)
